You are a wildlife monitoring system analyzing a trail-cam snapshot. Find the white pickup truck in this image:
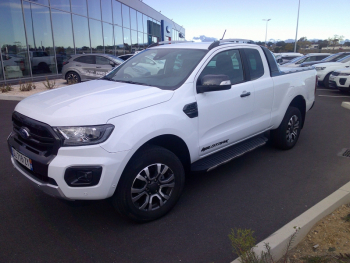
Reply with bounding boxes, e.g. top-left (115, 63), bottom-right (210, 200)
top-left (8, 40), bottom-right (317, 222)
